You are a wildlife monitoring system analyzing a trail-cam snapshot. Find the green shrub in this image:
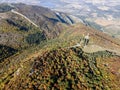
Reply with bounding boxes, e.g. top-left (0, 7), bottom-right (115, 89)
top-left (0, 45), bottom-right (18, 62)
top-left (26, 32), bottom-right (46, 44)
